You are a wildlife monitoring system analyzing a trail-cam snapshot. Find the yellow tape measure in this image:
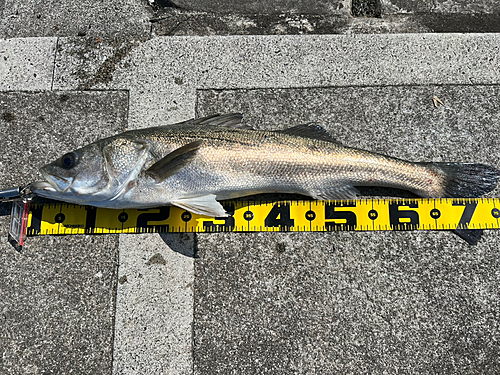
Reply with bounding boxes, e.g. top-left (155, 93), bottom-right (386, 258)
top-left (25, 198), bottom-right (500, 236)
